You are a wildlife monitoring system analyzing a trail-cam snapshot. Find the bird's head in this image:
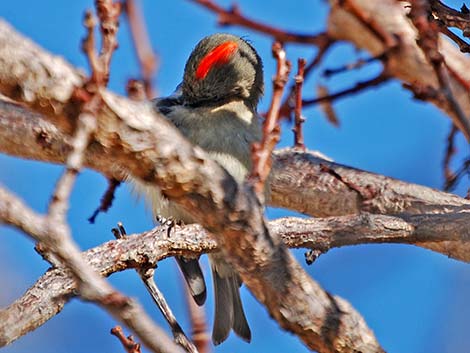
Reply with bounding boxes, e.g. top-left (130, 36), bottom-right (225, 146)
top-left (181, 33), bottom-right (264, 108)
